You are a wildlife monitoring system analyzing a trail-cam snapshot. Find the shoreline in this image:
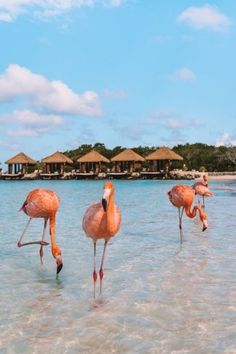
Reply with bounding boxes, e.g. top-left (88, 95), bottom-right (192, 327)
top-left (0, 175), bottom-right (236, 181)
top-left (208, 175), bottom-right (236, 181)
